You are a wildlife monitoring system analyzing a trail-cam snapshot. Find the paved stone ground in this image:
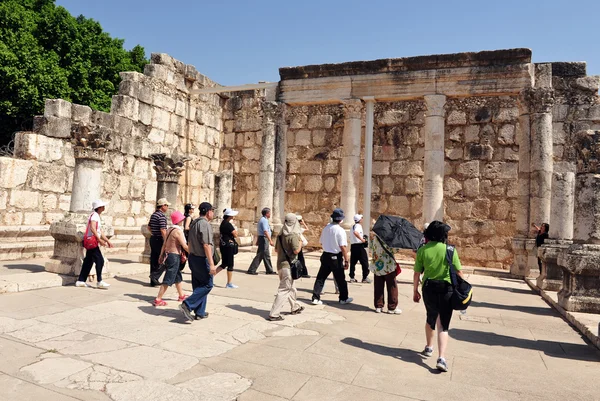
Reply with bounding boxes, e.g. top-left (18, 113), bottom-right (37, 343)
top-left (1, 251), bottom-right (599, 401)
